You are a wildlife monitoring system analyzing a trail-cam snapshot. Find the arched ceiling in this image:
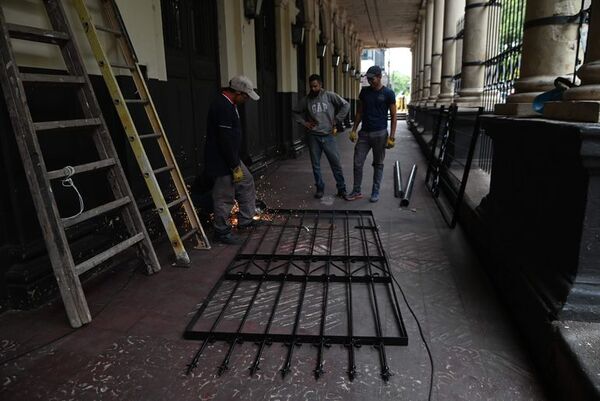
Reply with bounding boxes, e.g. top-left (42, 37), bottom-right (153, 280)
top-left (334, 0), bottom-right (422, 48)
